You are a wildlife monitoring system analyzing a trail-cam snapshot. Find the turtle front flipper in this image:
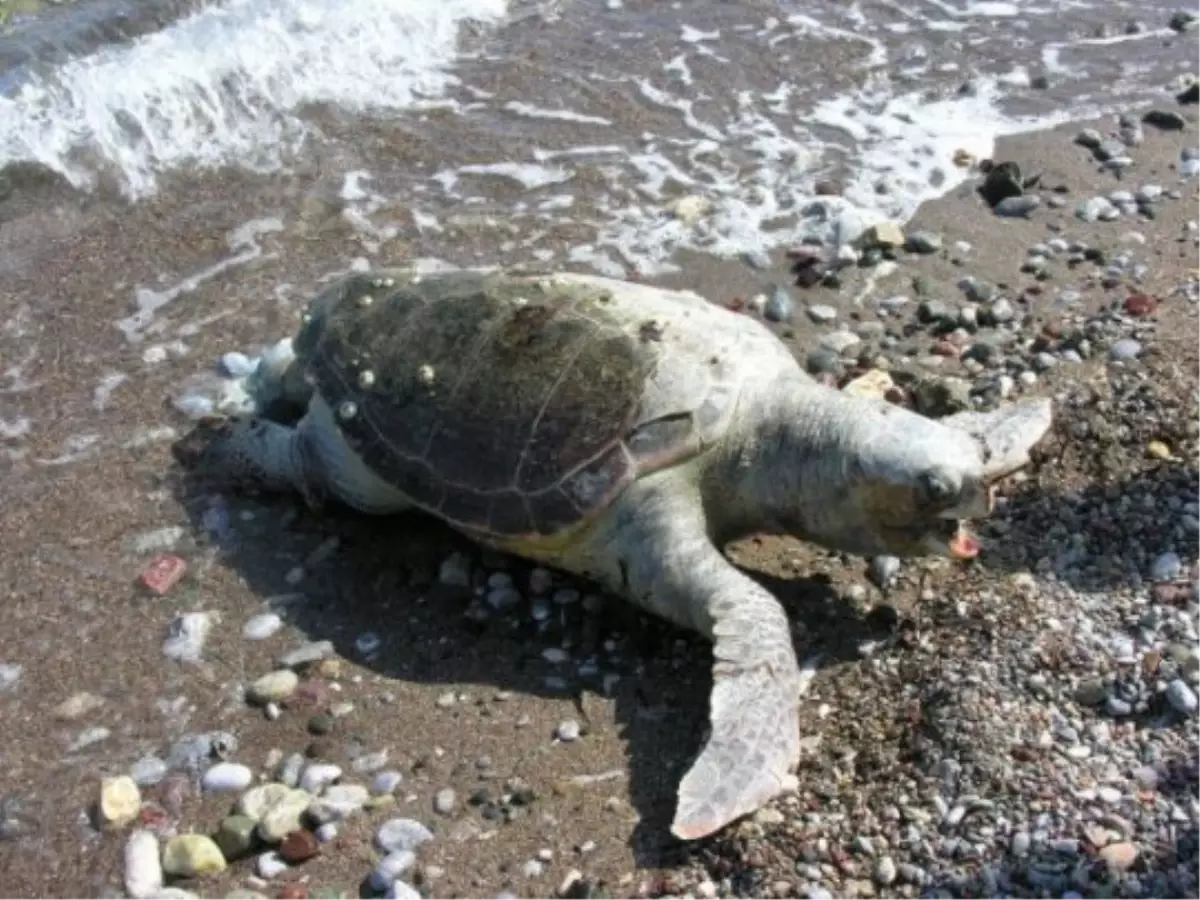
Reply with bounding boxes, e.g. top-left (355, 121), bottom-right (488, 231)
top-left (594, 490), bottom-right (803, 840)
top-left (671, 581), bottom-right (802, 840)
